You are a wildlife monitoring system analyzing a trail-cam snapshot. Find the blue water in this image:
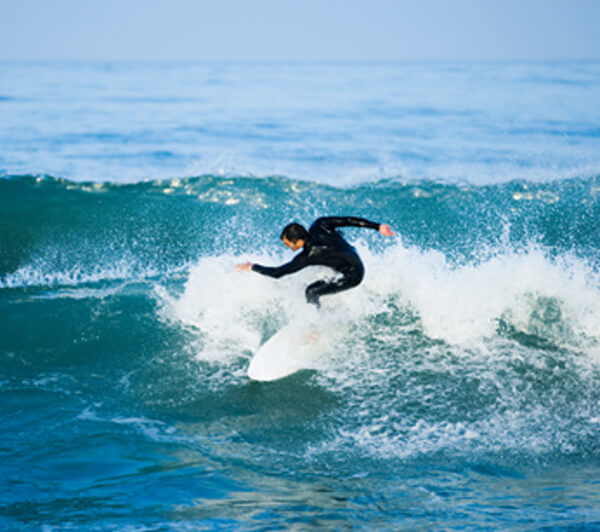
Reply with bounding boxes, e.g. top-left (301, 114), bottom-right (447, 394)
top-left (2, 62), bottom-right (600, 530)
